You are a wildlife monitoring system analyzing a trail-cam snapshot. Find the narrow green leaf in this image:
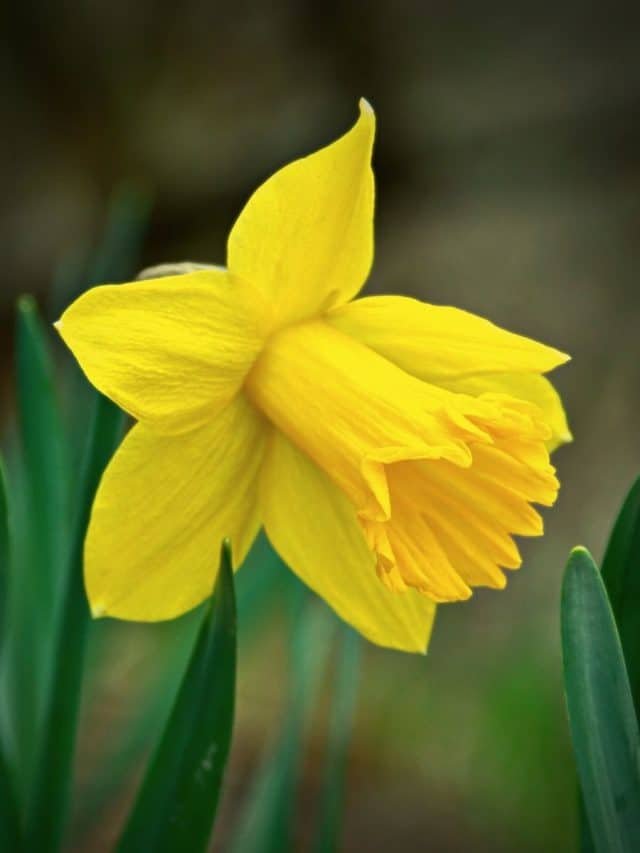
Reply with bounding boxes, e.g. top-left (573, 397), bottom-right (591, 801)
top-left (26, 393), bottom-right (124, 852)
top-left (0, 460), bottom-right (20, 849)
top-left (0, 745), bottom-right (21, 851)
top-left (230, 589), bottom-right (335, 853)
top-left (4, 296), bottom-right (70, 797)
top-left (75, 611), bottom-right (202, 838)
top-left (75, 534), bottom-right (286, 836)
top-left (236, 532), bottom-right (291, 641)
top-left (314, 626), bottom-right (362, 853)
top-left (15, 295), bottom-right (69, 600)
top-left (562, 546), bottom-right (640, 853)
top-left (118, 540), bottom-right (237, 853)
top-left (579, 798), bottom-right (597, 853)
top-left (0, 458), bottom-right (9, 644)
top-left (601, 476), bottom-right (640, 714)
top-left (578, 477), bottom-right (640, 852)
